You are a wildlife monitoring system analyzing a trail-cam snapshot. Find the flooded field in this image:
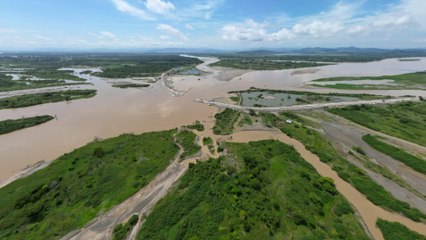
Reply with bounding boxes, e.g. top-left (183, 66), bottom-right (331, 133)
top-left (240, 91), bottom-right (359, 107)
top-left (1, 57), bottom-right (426, 182)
